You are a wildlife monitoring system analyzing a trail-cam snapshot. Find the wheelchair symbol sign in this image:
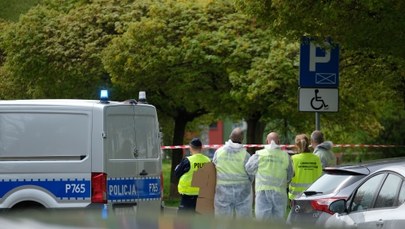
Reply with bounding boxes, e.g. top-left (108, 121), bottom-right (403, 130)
top-left (299, 88), bottom-right (338, 112)
top-left (311, 89), bottom-right (328, 110)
